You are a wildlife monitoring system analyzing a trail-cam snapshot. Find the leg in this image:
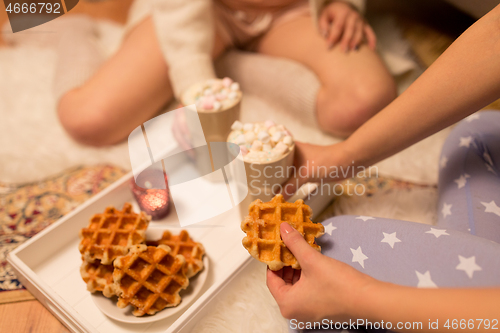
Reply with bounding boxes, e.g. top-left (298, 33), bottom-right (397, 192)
top-left (290, 215), bottom-right (500, 332)
top-left (320, 215), bottom-right (500, 287)
top-left (57, 17), bottom-right (227, 146)
top-left (256, 15), bottom-right (396, 137)
top-left (437, 111), bottom-right (500, 242)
